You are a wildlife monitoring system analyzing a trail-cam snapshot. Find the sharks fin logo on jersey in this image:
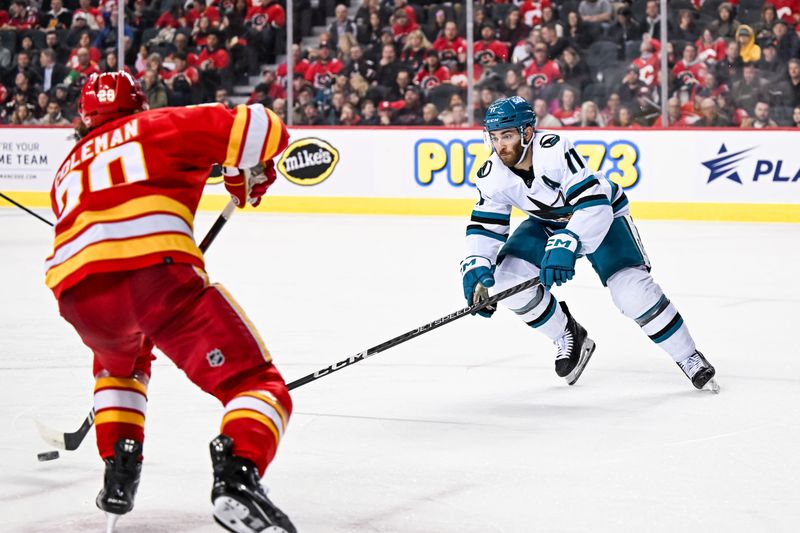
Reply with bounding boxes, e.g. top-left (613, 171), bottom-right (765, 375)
top-left (539, 134), bottom-right (560, 148)
top-left (477, 160), bottom-right (492, 178)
